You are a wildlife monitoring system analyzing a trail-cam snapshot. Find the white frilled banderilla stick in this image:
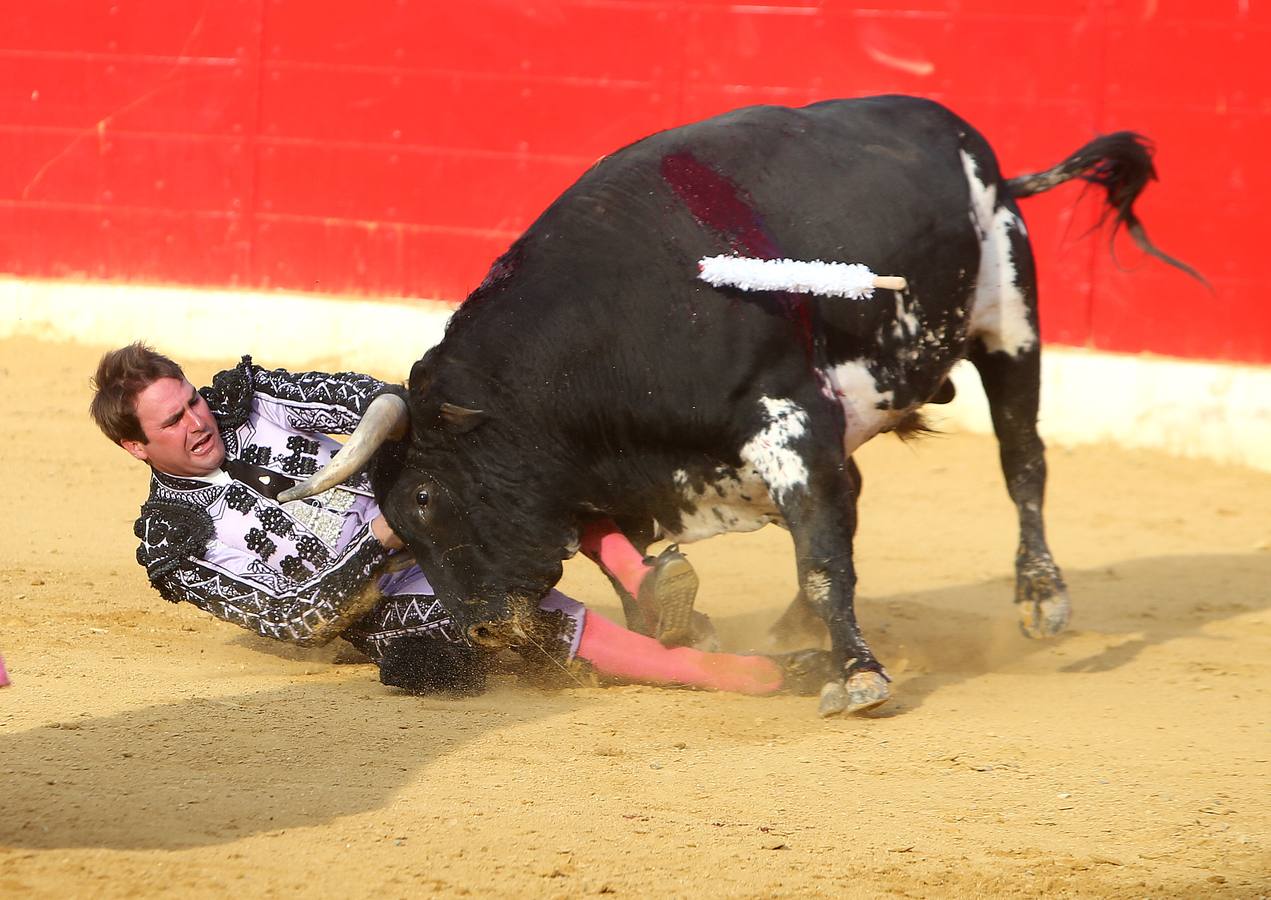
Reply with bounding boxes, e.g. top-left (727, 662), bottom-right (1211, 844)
top-left (697, 255), bottom-right (907, 300)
